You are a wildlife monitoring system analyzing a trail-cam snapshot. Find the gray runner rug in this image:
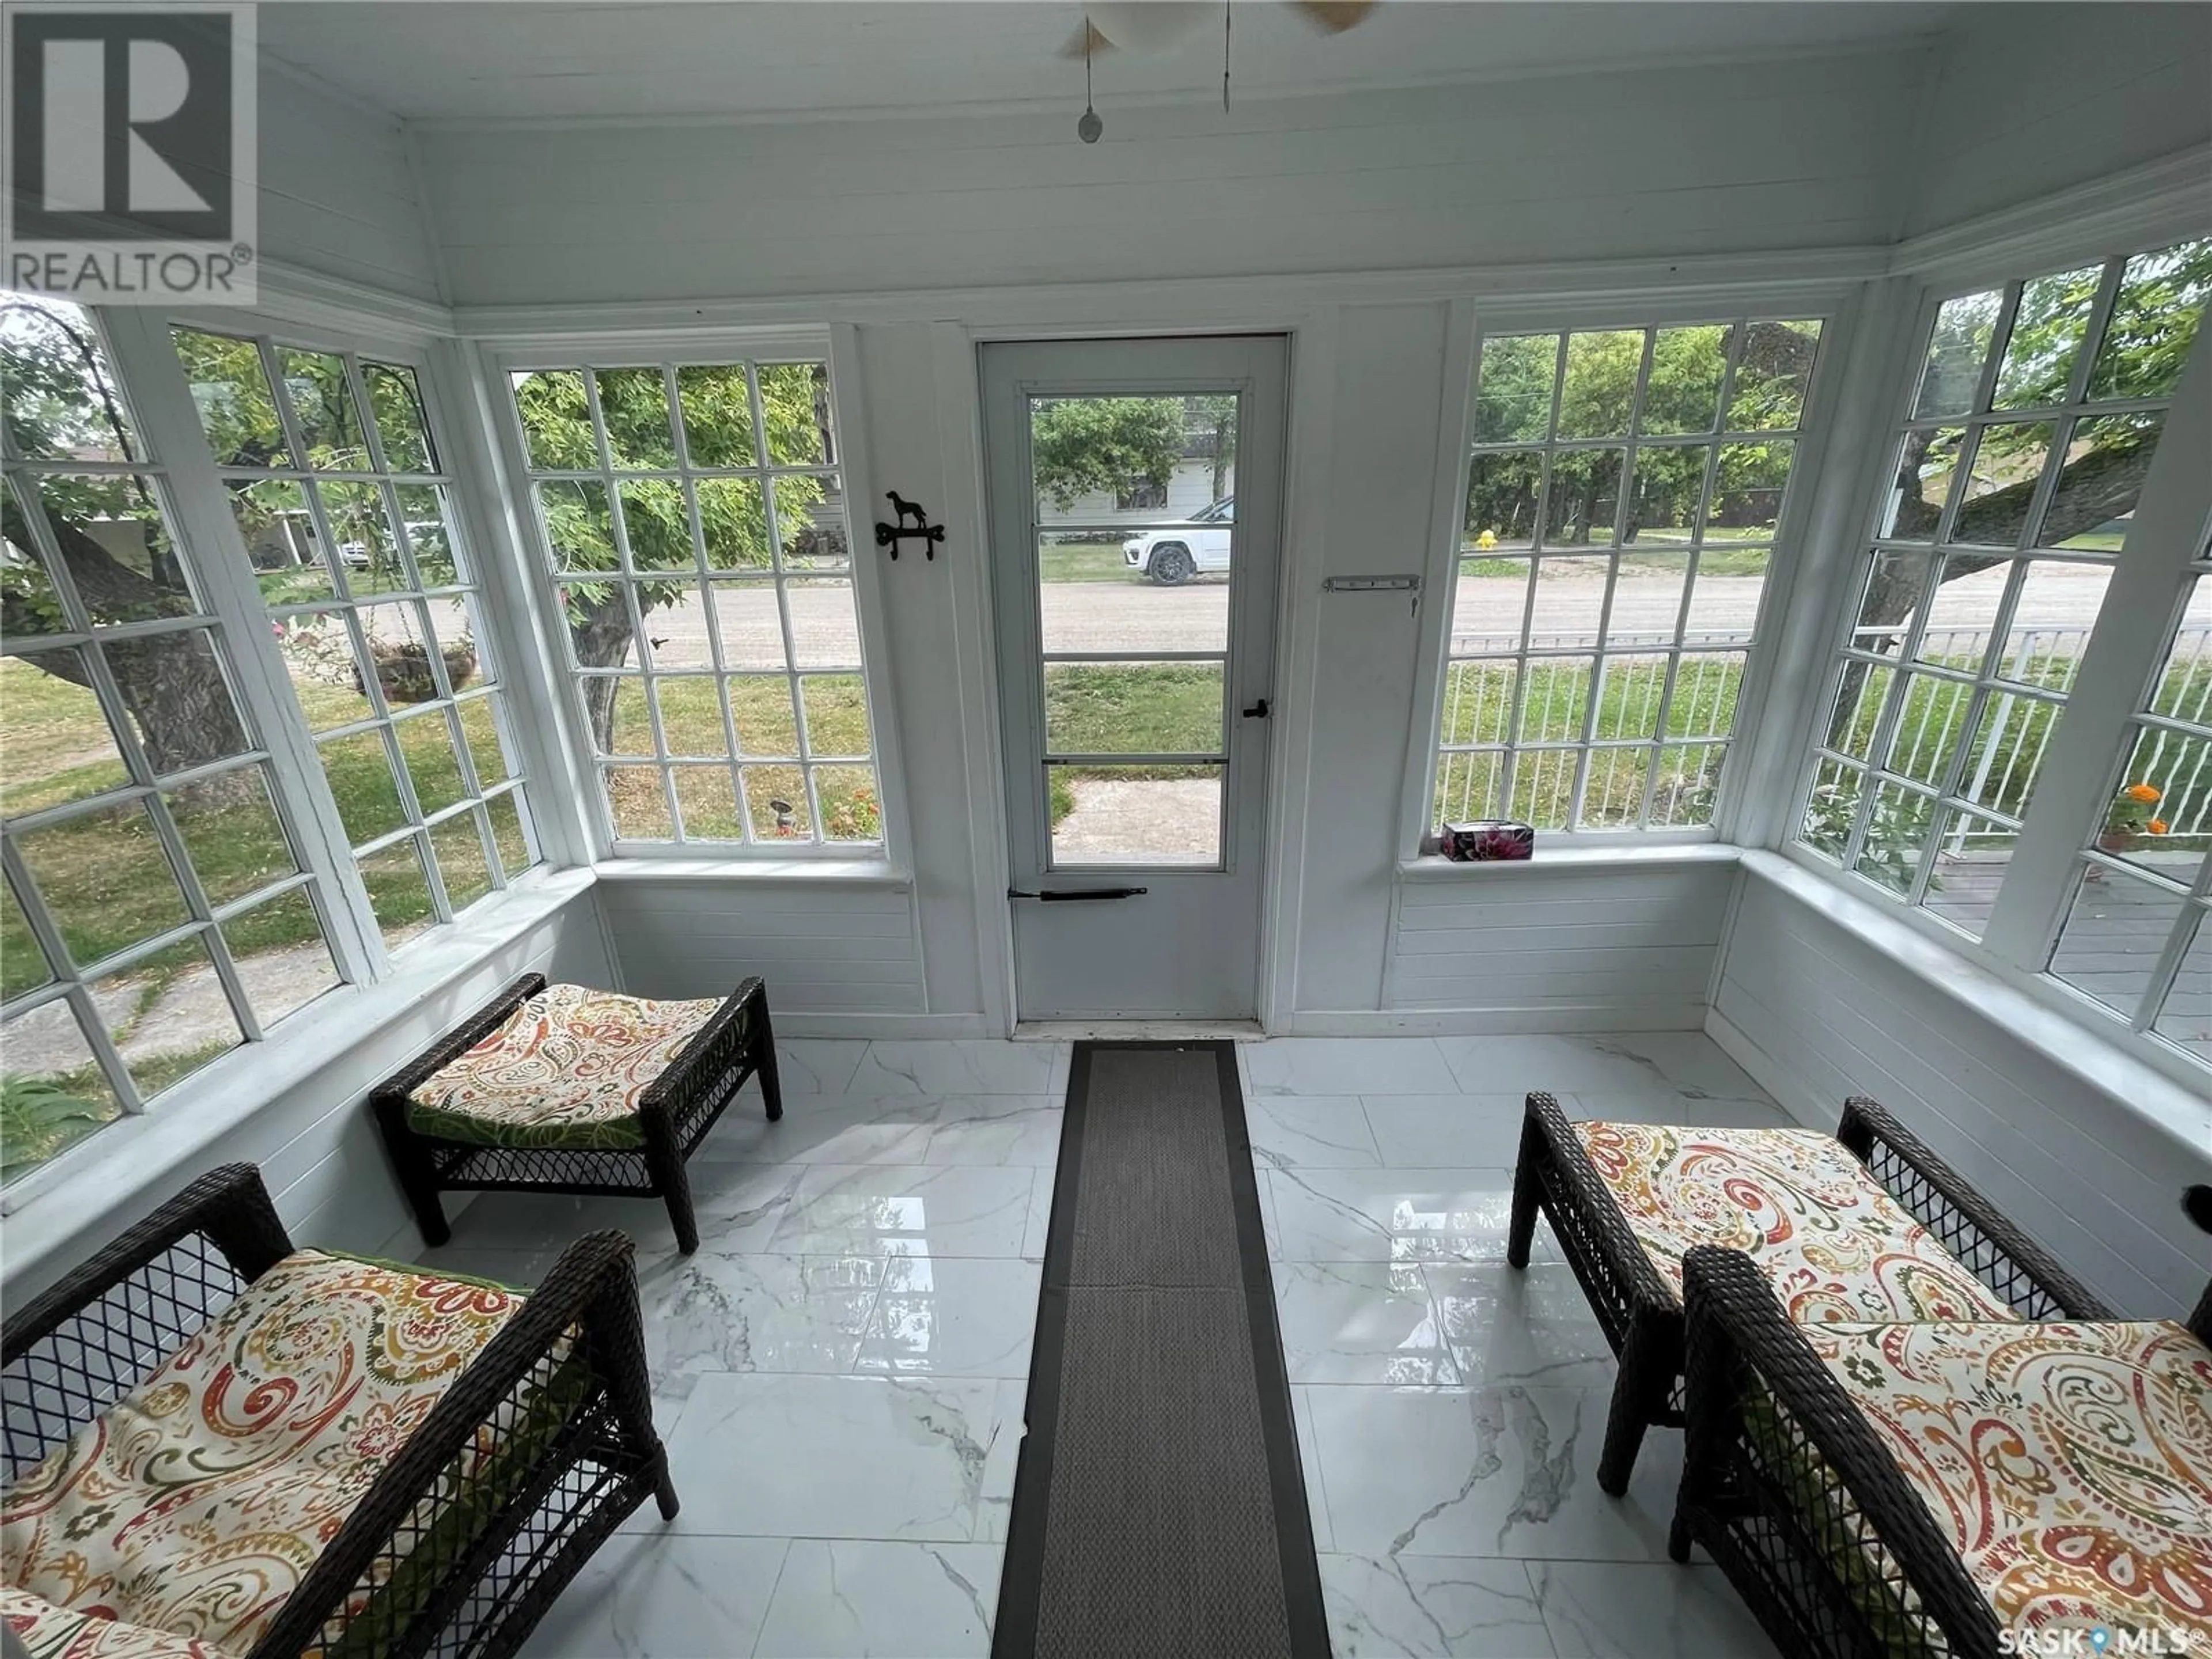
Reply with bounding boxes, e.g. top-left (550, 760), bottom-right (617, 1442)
top-left (992, 1041), bottom-right (1330, 1659)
